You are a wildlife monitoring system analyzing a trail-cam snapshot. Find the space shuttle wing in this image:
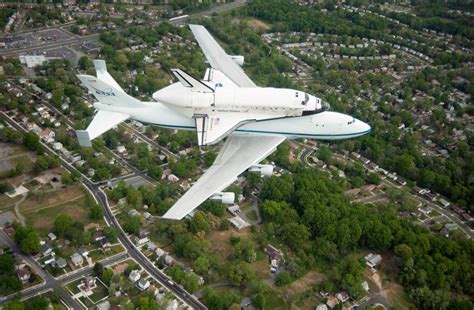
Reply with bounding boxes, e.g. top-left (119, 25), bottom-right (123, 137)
top-left (162, 135), bottom-right (286, 220)
top-left (194, 113), bottom-right (253, 146)
top-left (189, 24), bottom-right (256, 88)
